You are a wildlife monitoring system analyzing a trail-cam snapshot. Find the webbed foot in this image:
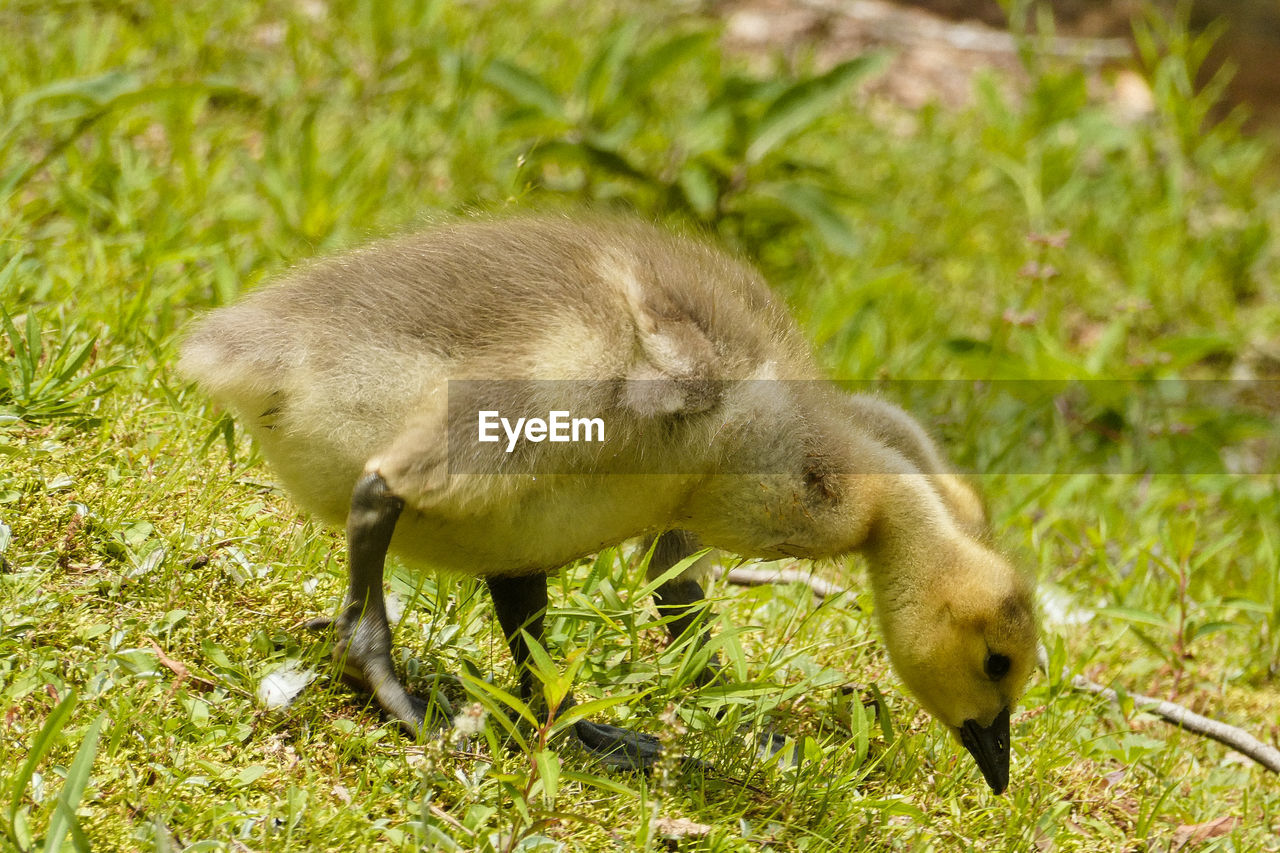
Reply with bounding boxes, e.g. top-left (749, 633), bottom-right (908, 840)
top-left (309, 604), bottom-right (452, 735)
top-left (572, 719), bottom-right (665, 769)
